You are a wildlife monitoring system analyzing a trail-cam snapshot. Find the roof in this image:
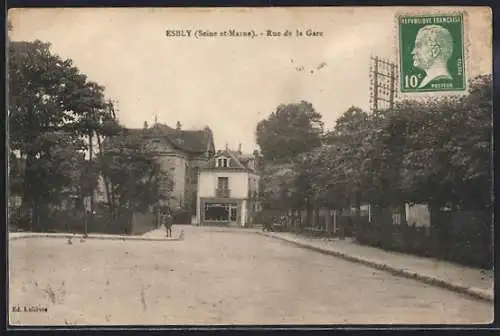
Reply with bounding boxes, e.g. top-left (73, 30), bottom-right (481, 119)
top-left (147, 123), bottom-right (214, 154)
top-left (103, 123), bottom-right (215, 155)
top-left (204, 149), bottom-right (259, 174)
